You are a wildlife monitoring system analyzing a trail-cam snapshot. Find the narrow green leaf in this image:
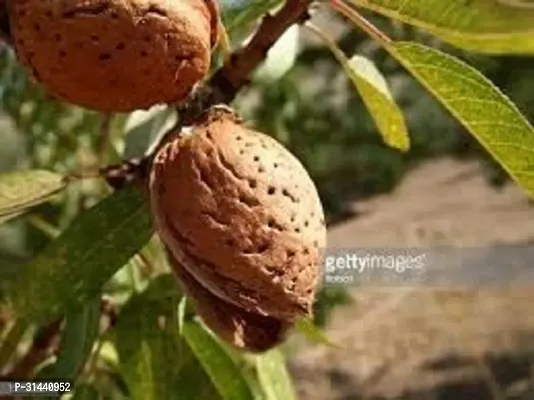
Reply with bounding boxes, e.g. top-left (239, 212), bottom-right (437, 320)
top-left (43, 296), bottom-right (101, 381)
top-left (123, 106), bottom-right (176, 159)
top-left (5, 186), bottom-right (153, 324)
top-left (182, 321), bottom-right (256, 400)
top-left (115, 275), bottom-right (220, 400)
top-left (0, 170), bottom-right (67, 224)
top-left (256, 349), bottom-right (296, 400)
top-left (295, 317), bottom-right (340, 349)
top-left (307, 23), bottom-right (409, 151)
top-left (391, 41), bottom-right (534, 197)
top-left (255, 25), bottom-right (300, 84)
top-left (348, 0), bottom-right (534, 54)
